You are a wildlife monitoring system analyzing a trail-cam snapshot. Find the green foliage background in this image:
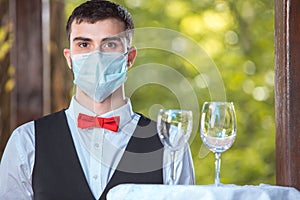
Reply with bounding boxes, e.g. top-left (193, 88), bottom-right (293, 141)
top-left (65, 0), bottom-right (275, 185)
